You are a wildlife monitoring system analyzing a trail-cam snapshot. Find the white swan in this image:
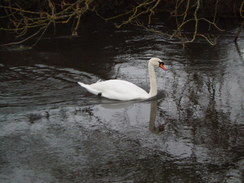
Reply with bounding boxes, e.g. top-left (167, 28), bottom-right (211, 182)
top-left (77, 57), bottom-right (167, 100)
